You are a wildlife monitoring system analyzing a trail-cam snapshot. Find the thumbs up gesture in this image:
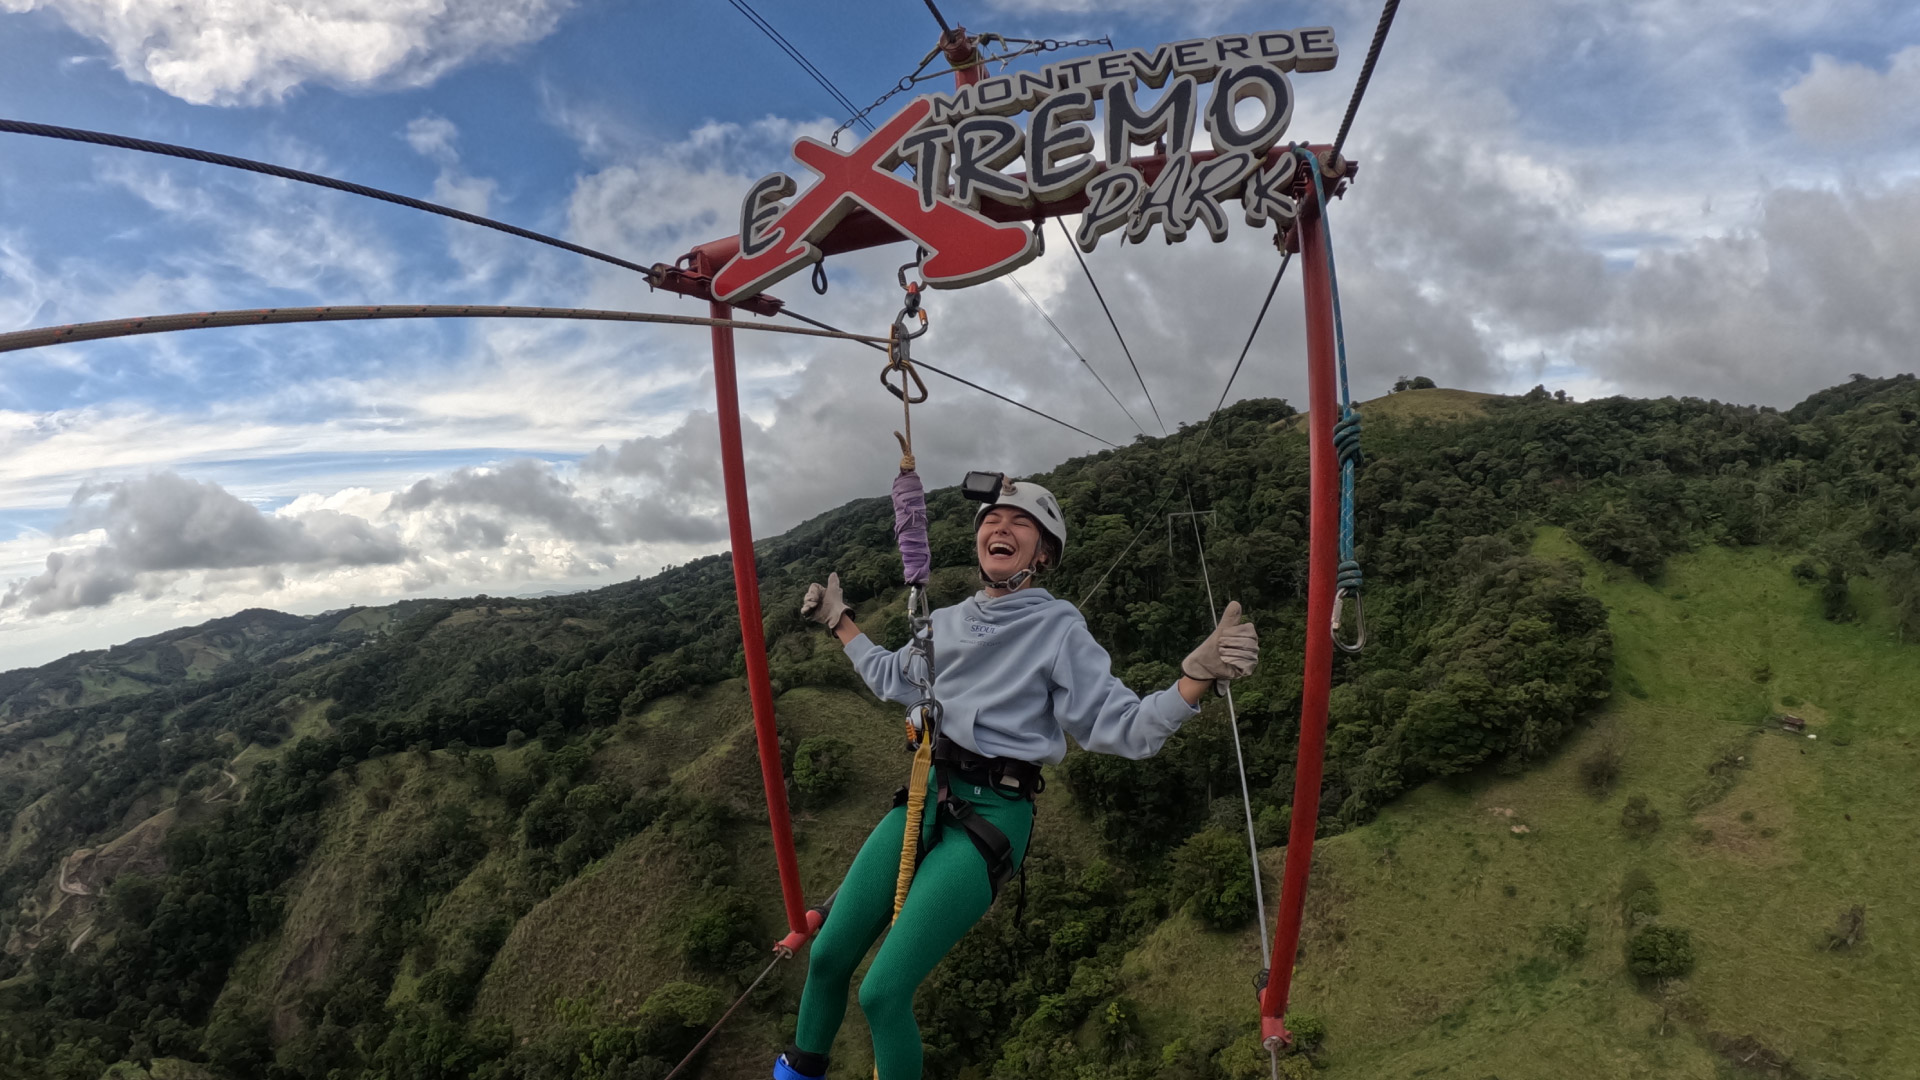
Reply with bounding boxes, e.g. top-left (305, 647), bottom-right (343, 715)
top-left (1181, 601), bottom-right (1260, 685)
top-left (801, 572), bottom-right (852, 631)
